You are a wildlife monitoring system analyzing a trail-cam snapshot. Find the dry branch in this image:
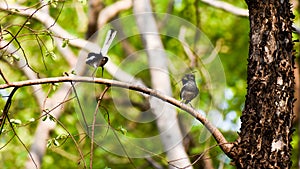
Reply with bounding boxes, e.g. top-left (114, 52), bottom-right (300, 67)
top-left (0, 2), bottom-right (142, 83)
top-left (0, 76), bottom-right (233, 156)
top-left (201, 0), bottom-right (300, 34)
top-left (201, 0), bottom-right (248, 17)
